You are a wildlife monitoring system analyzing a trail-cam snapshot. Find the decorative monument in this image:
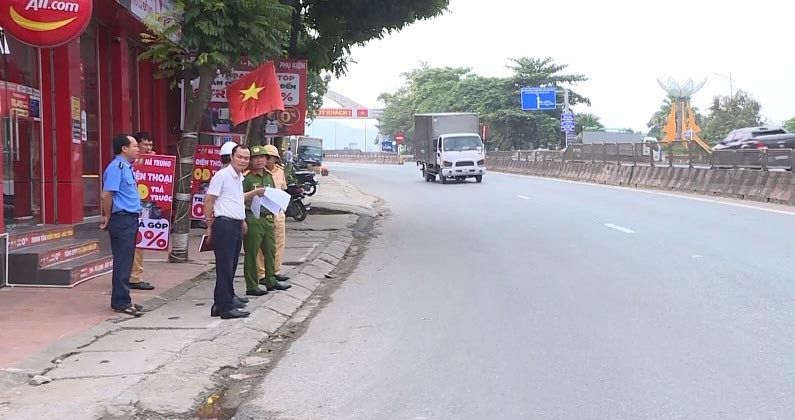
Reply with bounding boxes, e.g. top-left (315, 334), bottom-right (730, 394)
top-left (657, 77), bottom-right (711, 151)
